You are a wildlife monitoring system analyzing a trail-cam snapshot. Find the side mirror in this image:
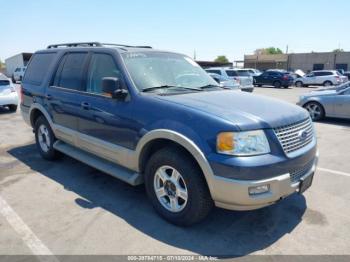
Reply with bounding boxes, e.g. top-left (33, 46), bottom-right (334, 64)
top-left (102, 77), bottom-right (128, 100)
